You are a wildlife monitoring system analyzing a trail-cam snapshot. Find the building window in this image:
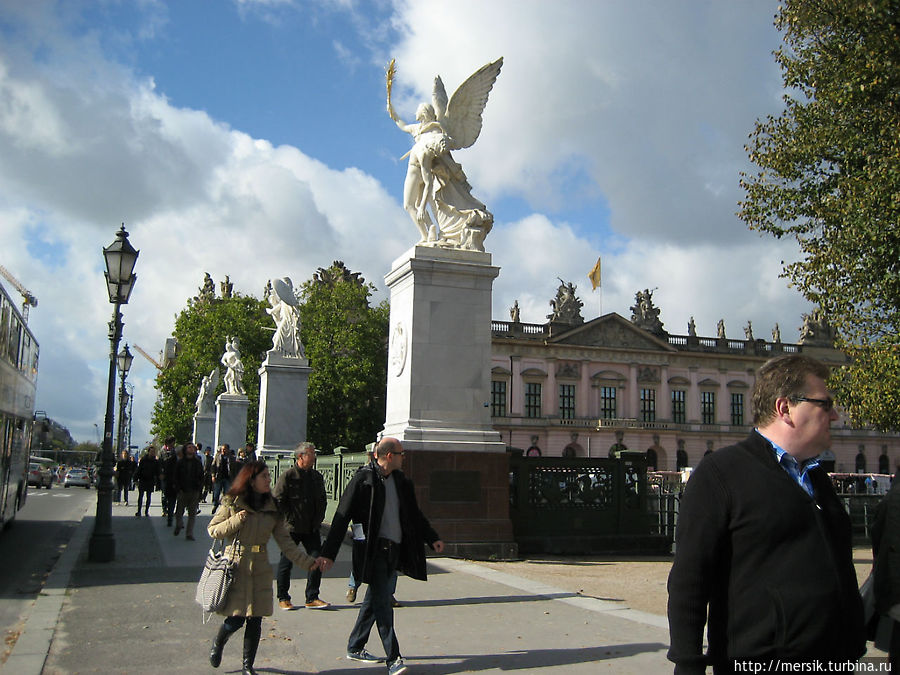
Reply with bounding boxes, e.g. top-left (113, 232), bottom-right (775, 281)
top-left (671, 390), bottom-right (686, 424)
top-left (731, 393), bottom-right (744, 426)
top-left (491, 380), bottom-right (507, 417)
top-left (525, 382), bottom-right (542, 418)
top-left (701, 391), bottom-right (716, 425)
top-left (640, 388), bottom-right (656, 423)
top-left (558, 384), bottom-right (575, 419)
top-left (600, 386), bottom-right (617, 419)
